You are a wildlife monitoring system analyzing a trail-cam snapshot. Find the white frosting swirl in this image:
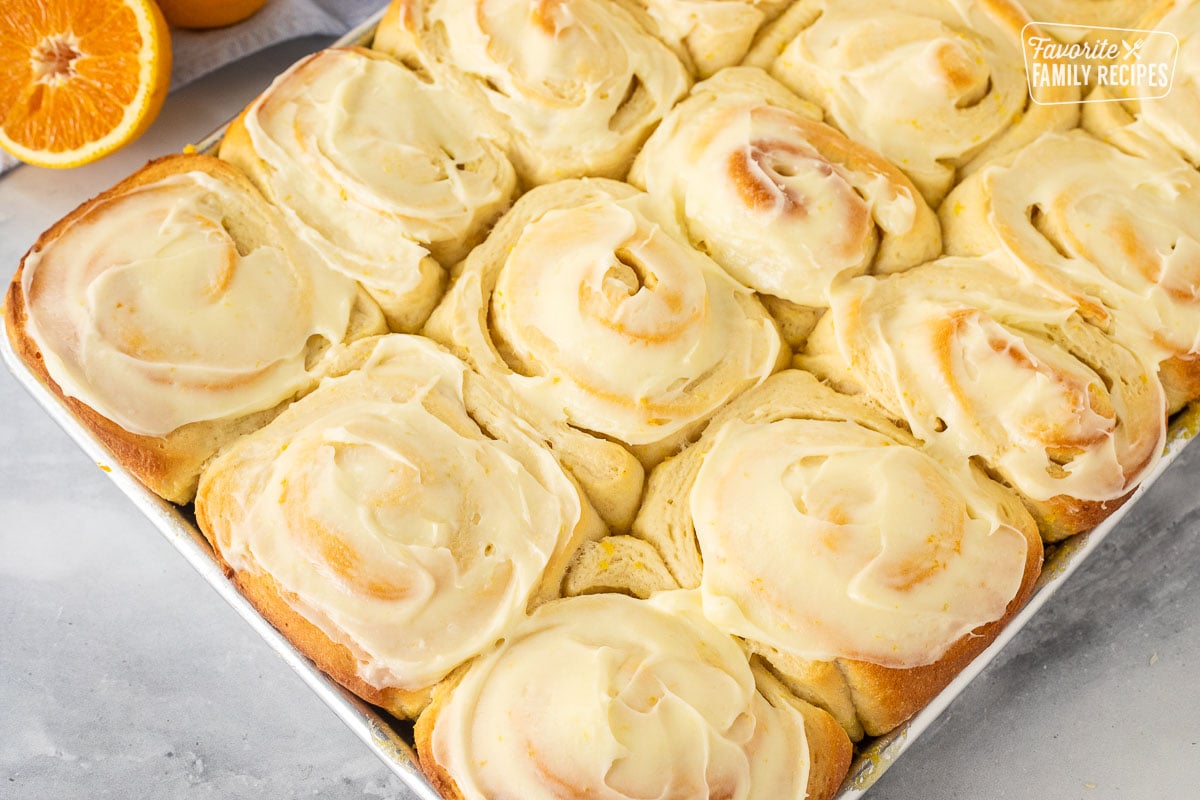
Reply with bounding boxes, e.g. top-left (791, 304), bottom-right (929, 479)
top-left (825, 259), bottom-right (1165, 504)
top-left (1121, 0), bottom-right (1200, 167)
top-left (757, 0), bottom-right (1042, 202)
top-left (639, 85), bottom-right (926, 306)
top-left (241, 47), bottom-right (516, 278)
top-left (640, 0), bottom-right (784, 77)
top-left (206, 335), bottom-right (584, 690)
top-left (429, 590), bottom-right (811, 800)
top-left (394, 0), bottom-right (690, 181)
top-left (691, 417), bottom-right (1028, 667)
top-left (21, 169), bottom-right (359, 437)
top-left (489, 192), bottom-right (782, 446)
top-left (1019, 0), bottom-right (1147, 31)
top-left (963, 131), bottom-right (1200, 367)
